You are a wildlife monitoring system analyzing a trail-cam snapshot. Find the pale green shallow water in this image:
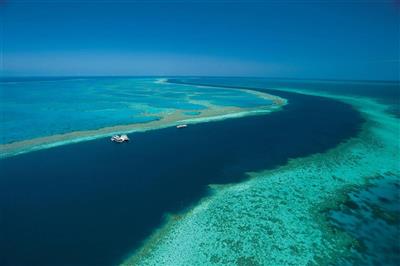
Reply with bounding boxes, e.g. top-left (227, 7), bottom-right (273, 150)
top-left (122, 89), bottom-right (400, 265)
